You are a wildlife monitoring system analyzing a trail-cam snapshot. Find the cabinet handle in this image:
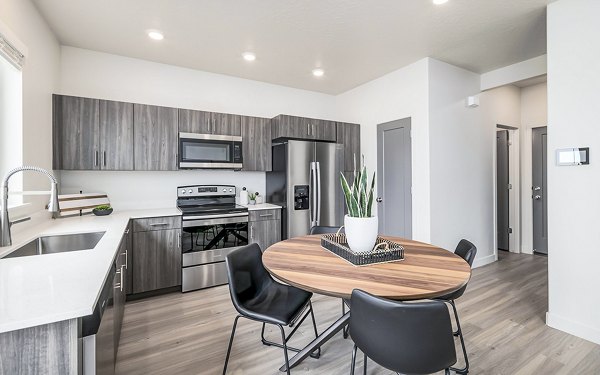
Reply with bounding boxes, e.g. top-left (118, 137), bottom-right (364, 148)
top-left (149, 223), bottom-right (169, 226)
top-left (124, 228), bottom-right (130, 234)
top-left (177, 235), bottom-right (181, 249)
top-left (307, 123), bottom-right (310, 136)
top-left (250, 225), bottom-right (254, 240)
top-left (115, 268), bottom-right (123, 291)
top-left (312, 124), bottom-right (315, 136)
top-left (122, 250), bottom-right (128, 269)
top-left (94, 151), bottom-right (99, 167)
top-left (259, 214), bottom-right (273, 217)
top-left (102, 151), bottom-right (106, 167)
